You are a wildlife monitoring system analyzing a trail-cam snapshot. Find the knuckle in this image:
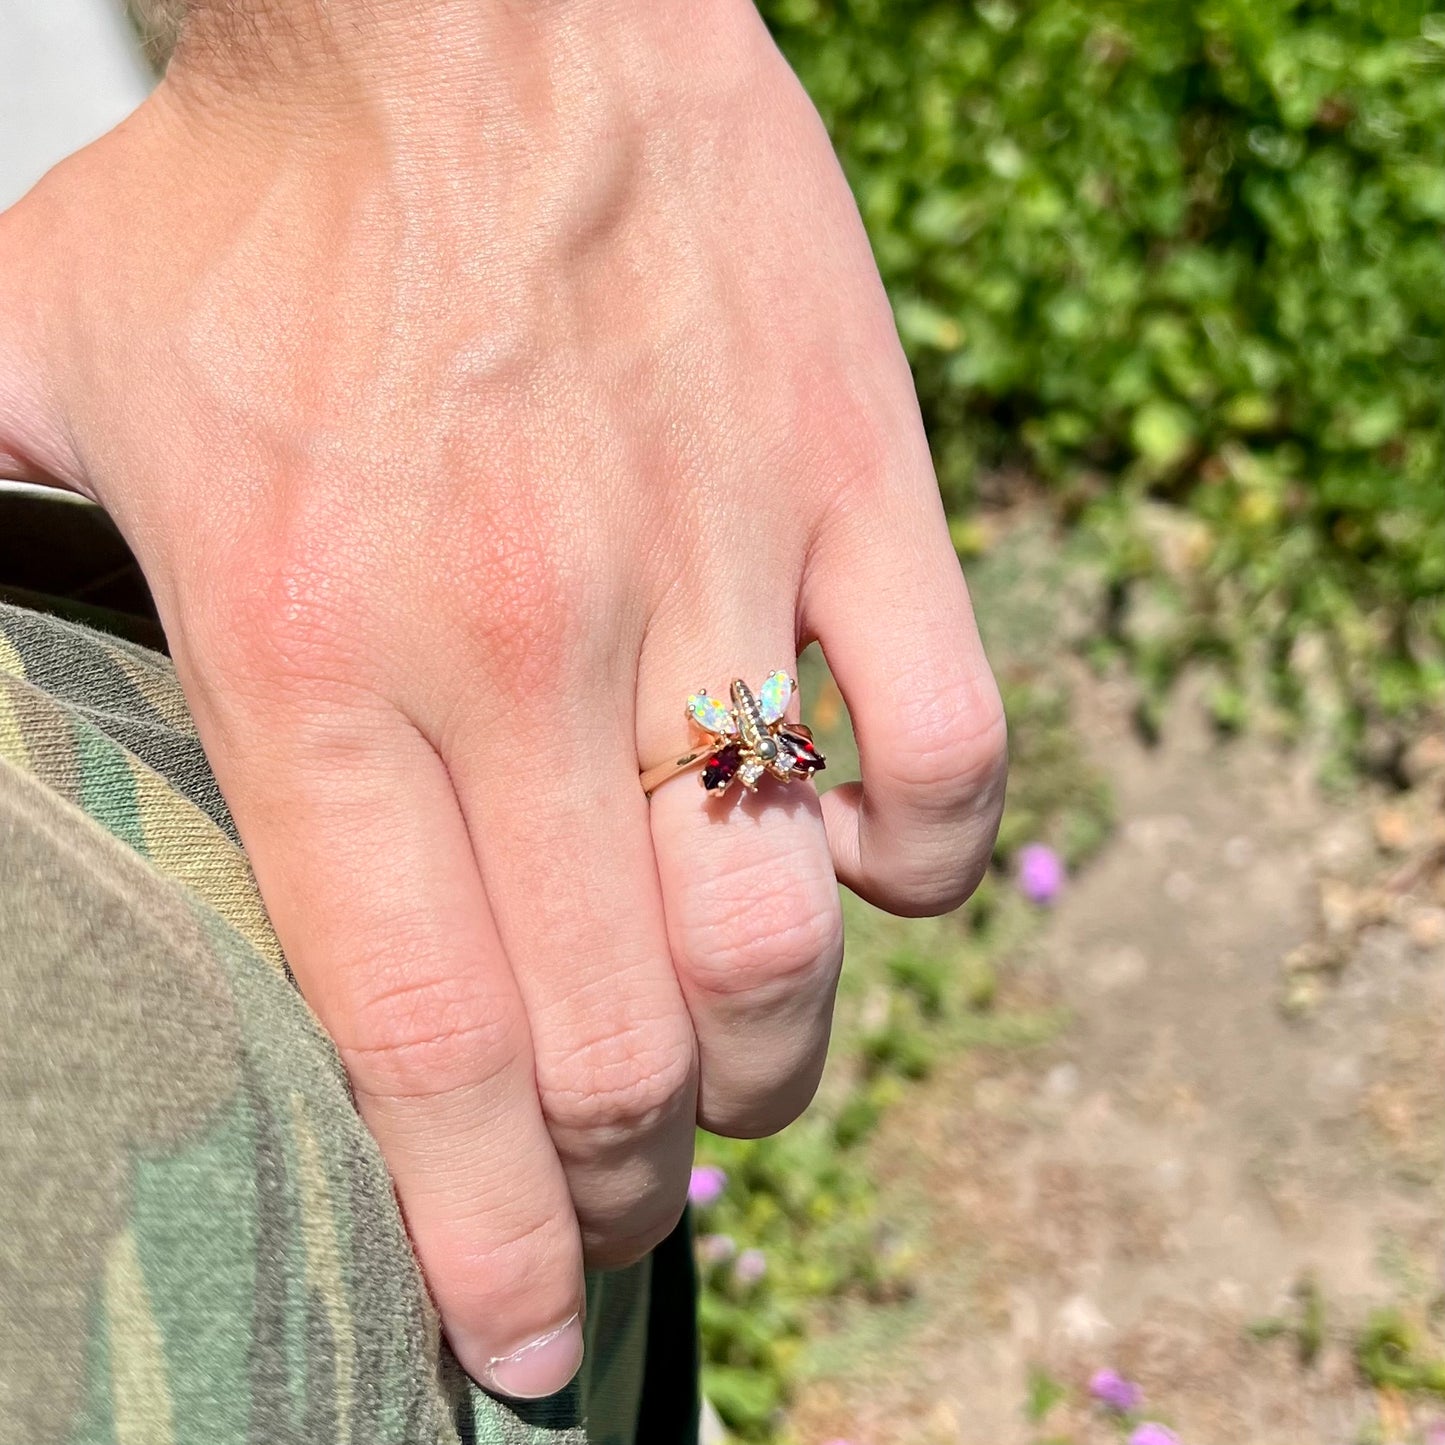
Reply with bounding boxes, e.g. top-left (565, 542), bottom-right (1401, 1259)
top-left (684, 857), bottom-right (844, 1001)
top-left (700, 1061), bottom-right (825, 1141)
top-left (890, 820), bottom-right (1001, 916)
top-left (446, 1210), bottom-right (579, 1312)
top-left (334, 970), bottom-right (523, 1102)
top-left (885, 669), bottom-right (1009, 809)
top-left (540, 1024), bottom-right (695, 1140)
top-left (454, 510), bottom-right (598, 707)
top-left (788, 349), bottom-right (934, 512)
top-left (872, 747), bottom-right (1009, 918)
top-left (824, 401), bottom-right (896, 499)
top-left (201, 524), bottom-right (374, 698)
top-left (581, 1201), bottom-right (687, 1271)
top-left (790, 378), bottom-right (896, 508)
